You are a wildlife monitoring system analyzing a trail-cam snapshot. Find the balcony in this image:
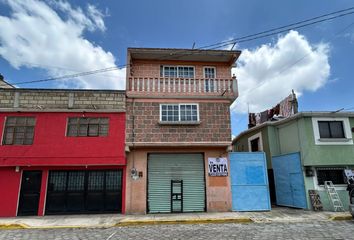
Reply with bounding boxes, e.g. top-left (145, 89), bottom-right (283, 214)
top-left (126, 76), bottom-right (238, 99)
